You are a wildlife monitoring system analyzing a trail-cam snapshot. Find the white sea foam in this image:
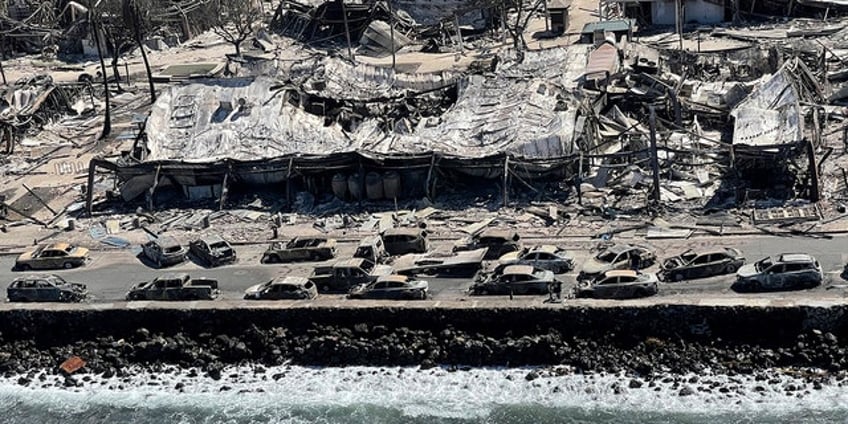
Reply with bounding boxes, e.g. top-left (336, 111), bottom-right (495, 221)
top-left (0, 366), bottom-right (846, 422)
